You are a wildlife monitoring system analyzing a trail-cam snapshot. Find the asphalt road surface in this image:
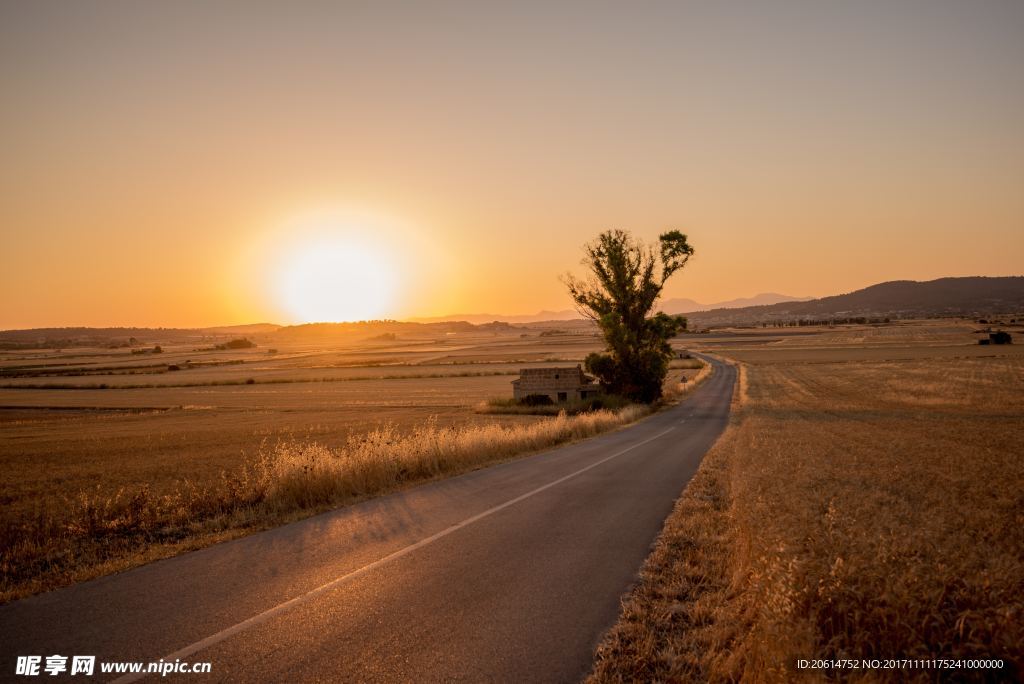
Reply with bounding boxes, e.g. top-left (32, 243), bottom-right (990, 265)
top-left (1, 355), bottom-right (735, 683)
